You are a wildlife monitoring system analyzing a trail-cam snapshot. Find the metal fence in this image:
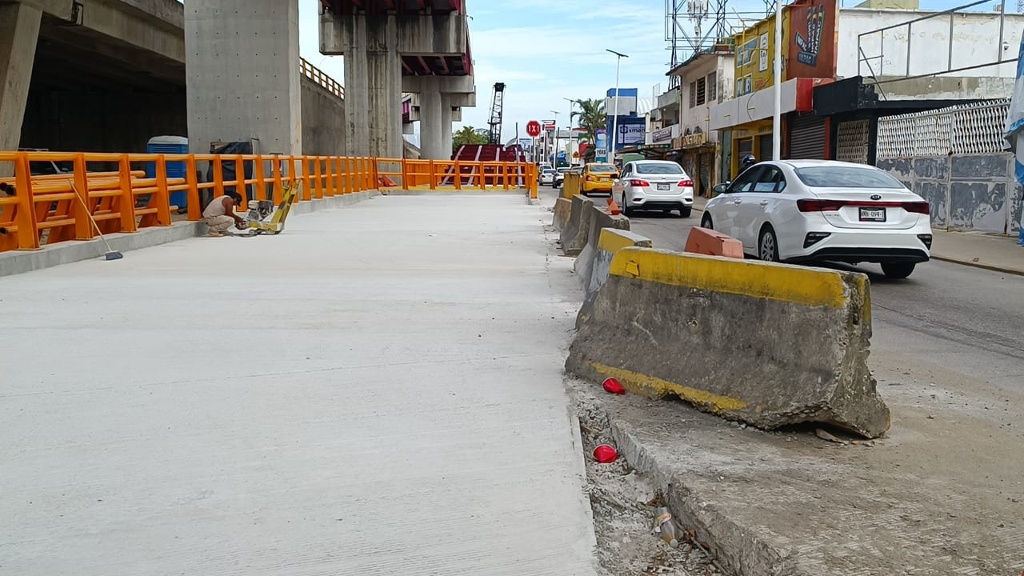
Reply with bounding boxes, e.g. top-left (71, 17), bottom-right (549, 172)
top-left (300, 58), bottom-right (344, 100)
top-left (876, 99), bottom-right (1010, 159)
